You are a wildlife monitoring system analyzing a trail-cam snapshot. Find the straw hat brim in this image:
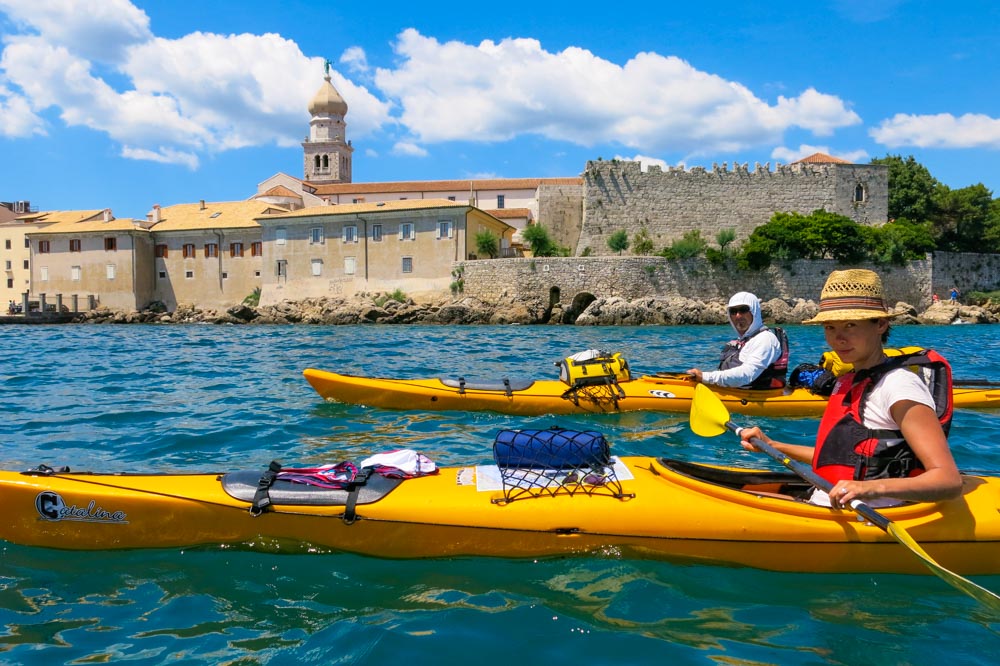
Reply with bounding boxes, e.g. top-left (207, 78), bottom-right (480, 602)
top-left (803, 306), bottom-right (904, 324)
